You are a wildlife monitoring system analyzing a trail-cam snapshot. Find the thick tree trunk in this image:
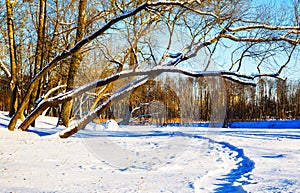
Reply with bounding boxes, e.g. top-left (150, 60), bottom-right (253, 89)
top-left (8, 0), bottom-right (148, 132)
top-left (6, 0), bottom-right (18, 120)
top-left (18, 66), bottom-right (256, 132)
top-left (60, 0), bottom-right (87, 127)
top-left (5, 0), bottom-right (300, 134)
